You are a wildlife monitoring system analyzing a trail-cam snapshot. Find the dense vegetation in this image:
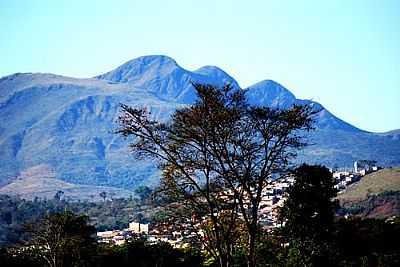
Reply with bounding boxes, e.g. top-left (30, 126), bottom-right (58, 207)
top-left (2, 191), bottom-right (398, 247)
top-left (1, 196), bottom-right (400, 266)
top-left (0, 192), bottom-right (155, 247)
top-left (339, 190), bottom-right (400, 218)
top-left (0, 211), bottom-right (203, 267)
top-left (1, 165), bottom-right (400, 266)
